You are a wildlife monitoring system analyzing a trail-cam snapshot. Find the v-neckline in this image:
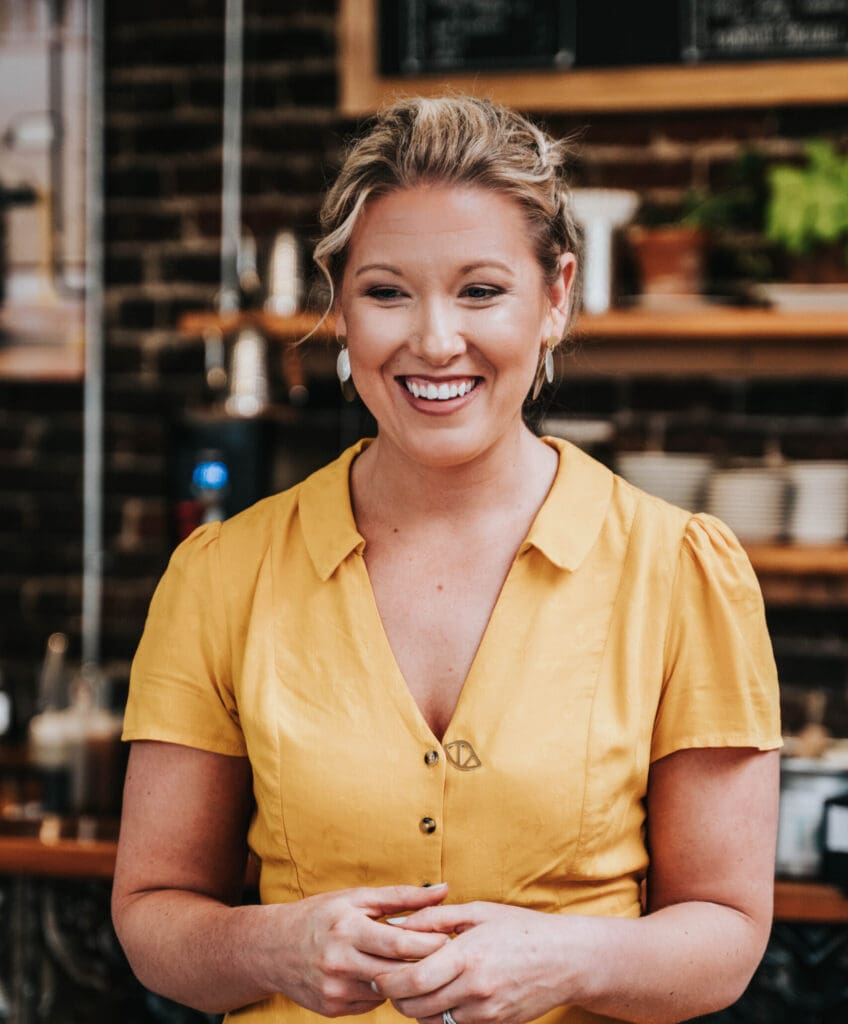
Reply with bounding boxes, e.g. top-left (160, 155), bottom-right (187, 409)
top-left (354, 546), bottom-right (522, 745)
top-left (343, 435), bottom-right (564, 745)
